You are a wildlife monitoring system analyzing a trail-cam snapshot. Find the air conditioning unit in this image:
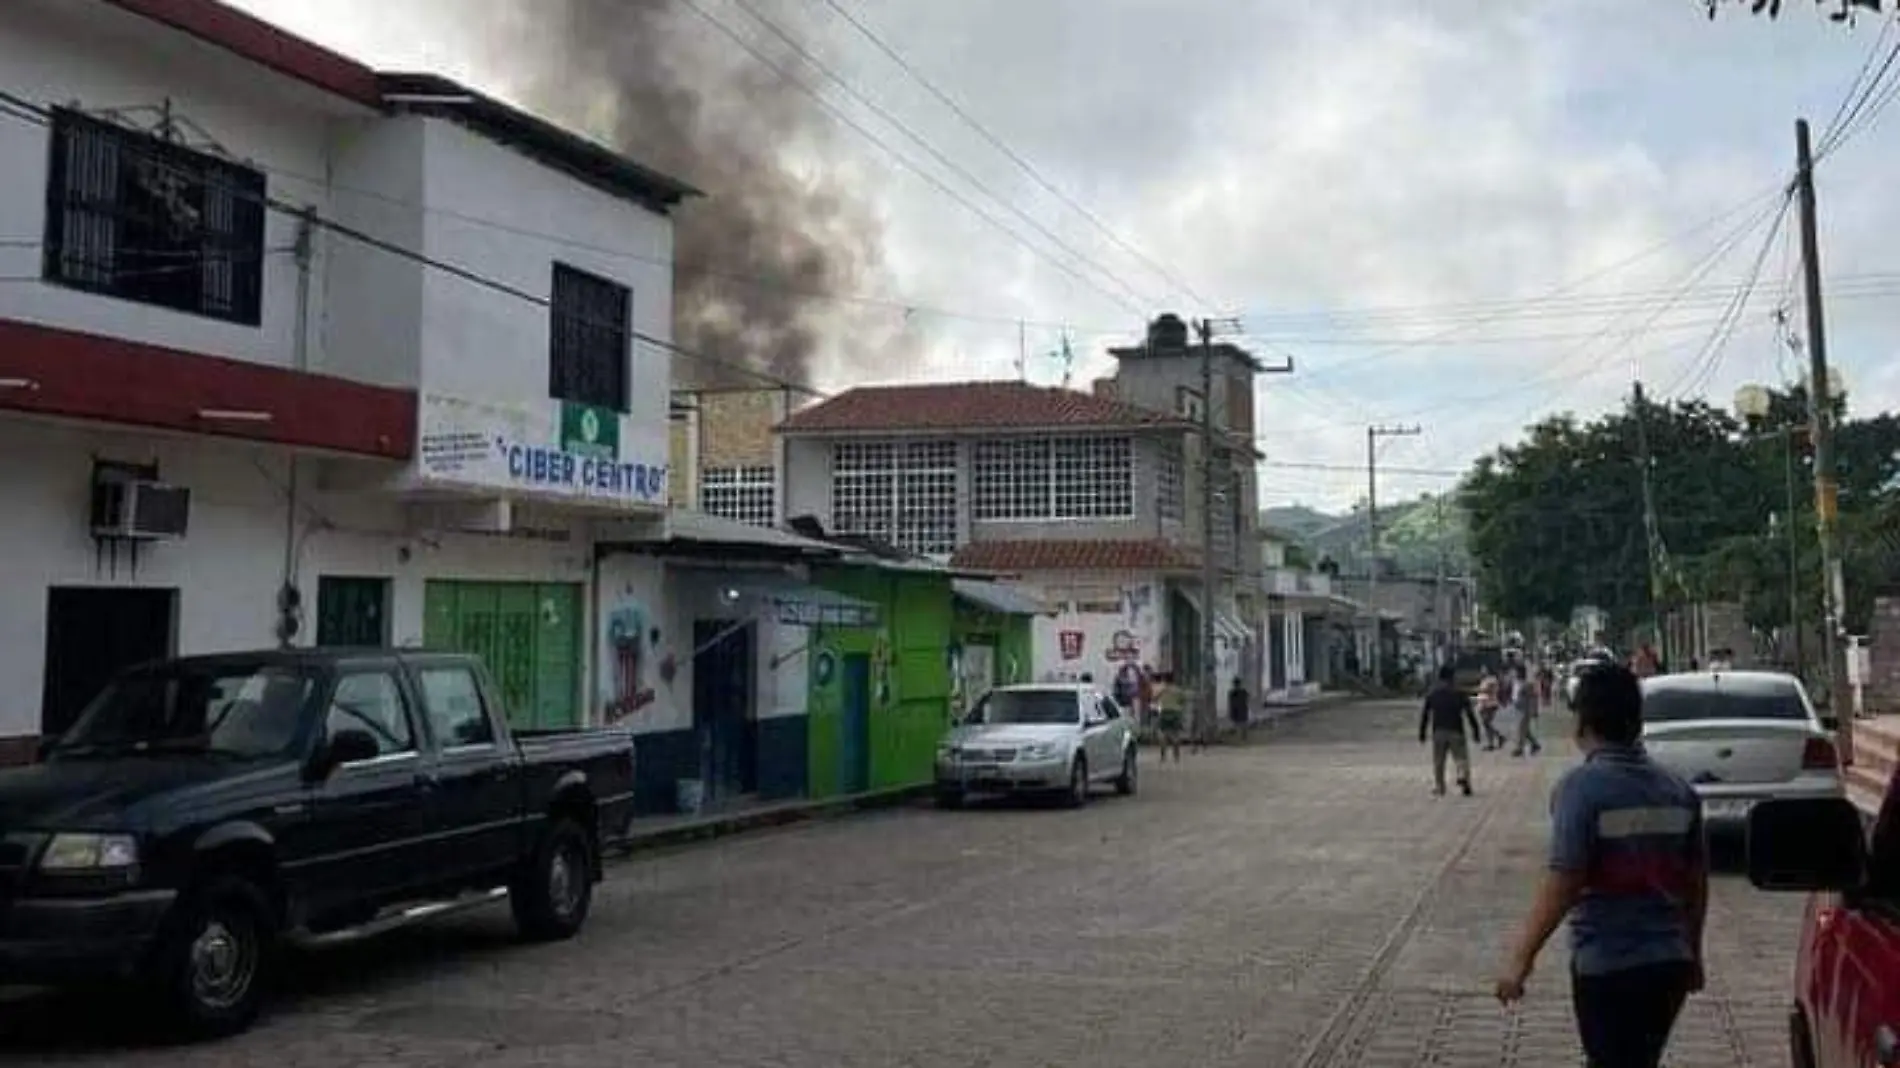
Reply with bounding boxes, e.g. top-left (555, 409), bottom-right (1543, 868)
top-left (91, 478), bottom-right (190, 540)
